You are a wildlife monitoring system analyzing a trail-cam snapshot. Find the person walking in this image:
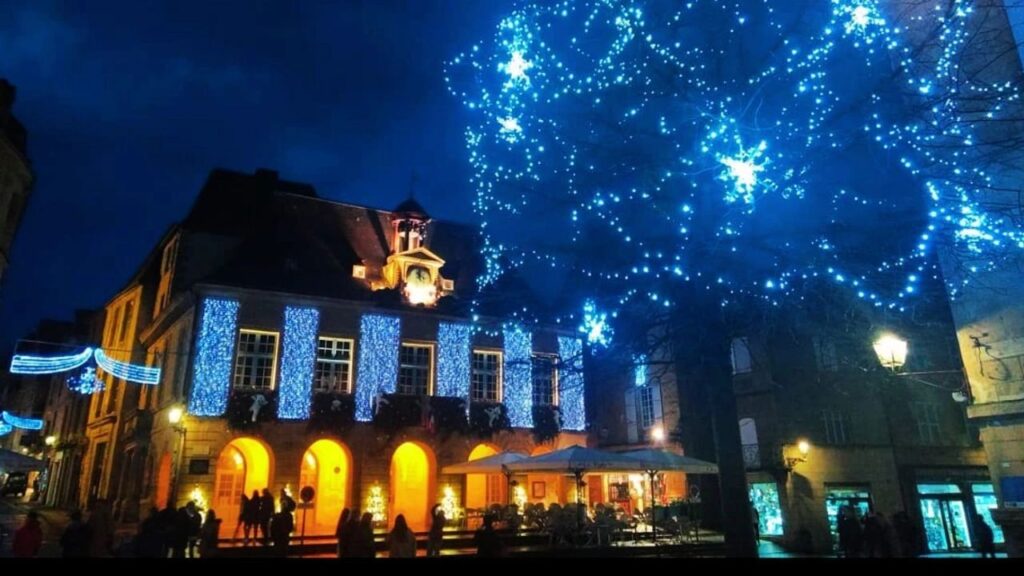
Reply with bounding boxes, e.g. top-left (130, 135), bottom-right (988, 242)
top-left (199, 509), bottom-right (222, 558)
top-left (837, 506), bottom-right (863, 558)
top-left (427, 504), bottom-right (445, 557)
top-left (135, 508), bottom-right (164, 558)
top-left (751, 504), bottom-right (760, 543)
top-left (972, 513), bottom-right (996, 559)
top-left (891, 511), bottom-right (918, 558)
top-left (386, 514), bottom-right (417, 558)
top-left (61, 510), bottom-right (92, 558)
top-left (335, 508), bottom-right (352, 557)
top-left (13, 511), bottom-right (43, 557)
